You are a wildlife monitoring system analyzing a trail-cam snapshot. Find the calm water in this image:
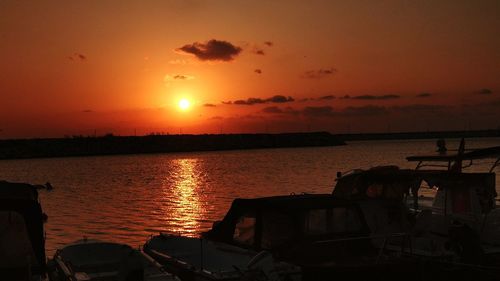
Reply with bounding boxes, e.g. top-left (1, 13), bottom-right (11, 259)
top-left (1, 138), bottom-right (499, 255)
